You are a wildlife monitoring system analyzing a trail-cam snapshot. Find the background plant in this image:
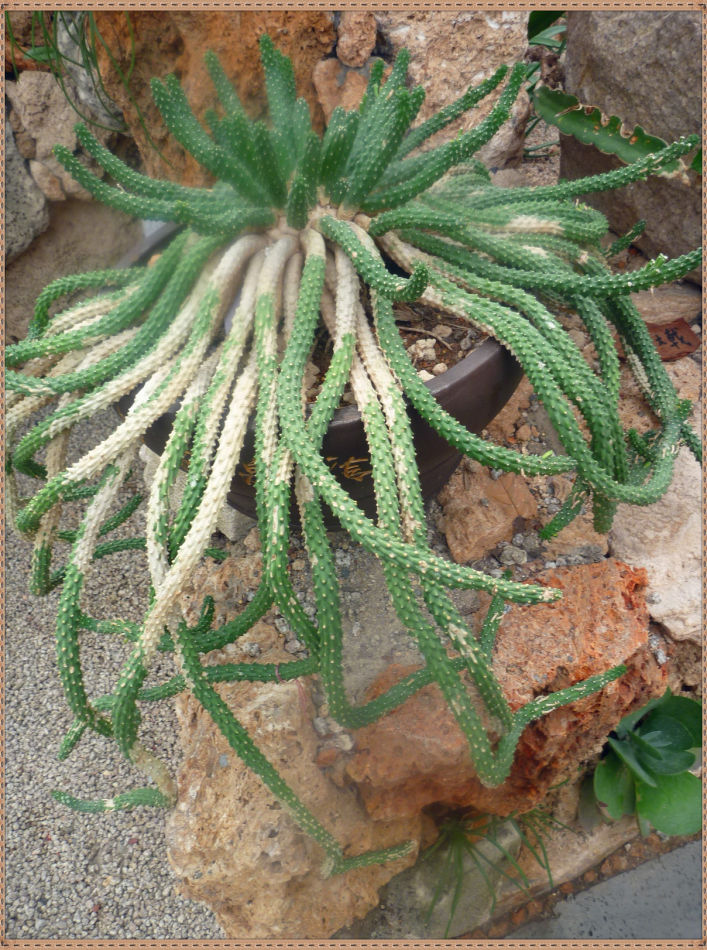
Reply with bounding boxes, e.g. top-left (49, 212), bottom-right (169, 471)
top-left (424, 806), bottom-right (568, 936)
top-left (7, 36), bottom-right (701, 876)
top-left (533, 83), bottom-right (703, 174)
top-left (583, 689), bottom-right (701, 837)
